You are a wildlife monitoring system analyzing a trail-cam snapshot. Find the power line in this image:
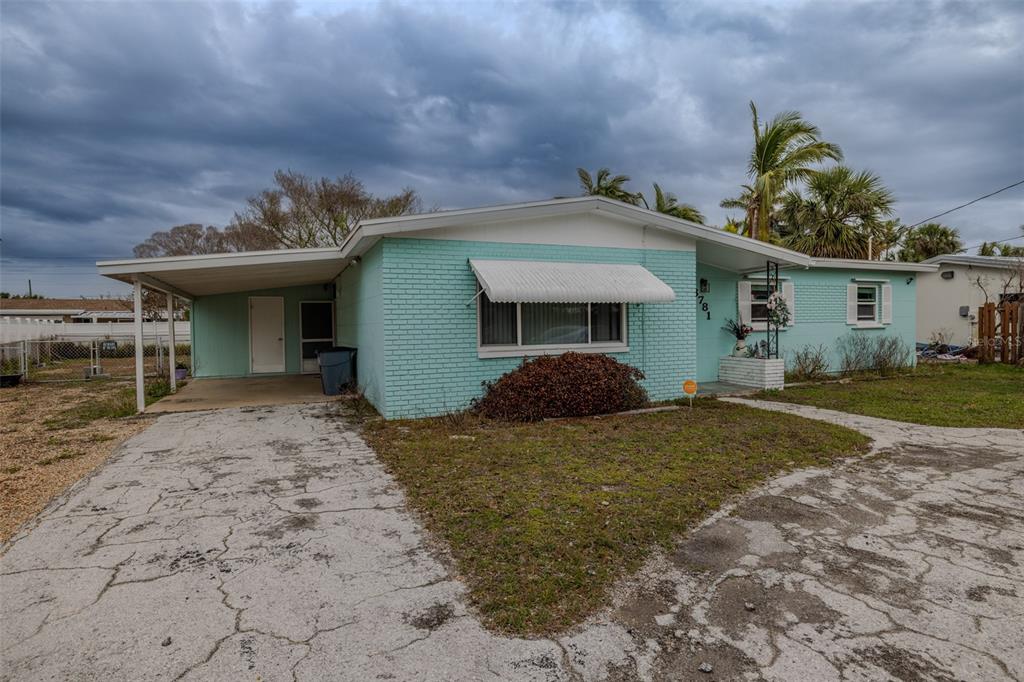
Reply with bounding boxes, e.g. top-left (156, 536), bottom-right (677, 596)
top-left (906, 179), bottom-right (1024, 229)
top-left (961, 234), bottom-right (1024, 252)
